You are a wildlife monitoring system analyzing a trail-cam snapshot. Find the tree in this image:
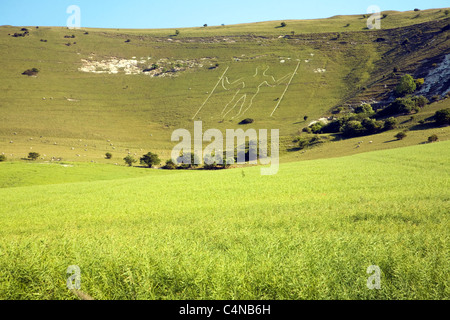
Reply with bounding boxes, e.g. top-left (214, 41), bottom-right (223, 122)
top-left (395, 131), bottom-right (407, 140)
top-left (414, 78), bottom-right (424, 88)
top-left (362, 118), bottom-right (383, 134)
top-left (280, 22), bottom-right (287, 27)
top-left (434, 108), bottom-right (450, 125)
top-left (412, 95), bottom-right (429, 108)
top-left (0, 155), bottom-right (6, 162)
top-left (203, 24), bottom-right (208, 27)
top-left (304, 115), bottom-right (308, 121)
top-left (342, 120), bottom-right (365, 137)
top-left (28, 152), bottom-right (40, 161)
top-left (380, 97), bottom-right (415, 116)
top-left (355, 104), bottom-right (374, 114)
top-left (428, 134), bottom-right (438, 143)
top-left (140, 152), bottom-right (161, 168)
top-left (105, 152), bottom-right (112, 159)
top-left (395, 74), bottom-right (416, 96)
top-left (175, 30), bottom-right (180, 36)
top-left (123, 155), bottom-right (137, 167)
top-left (383, 117), bottom-right (397, 130)
top-left (162, 159), bottom-right (177, 170)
